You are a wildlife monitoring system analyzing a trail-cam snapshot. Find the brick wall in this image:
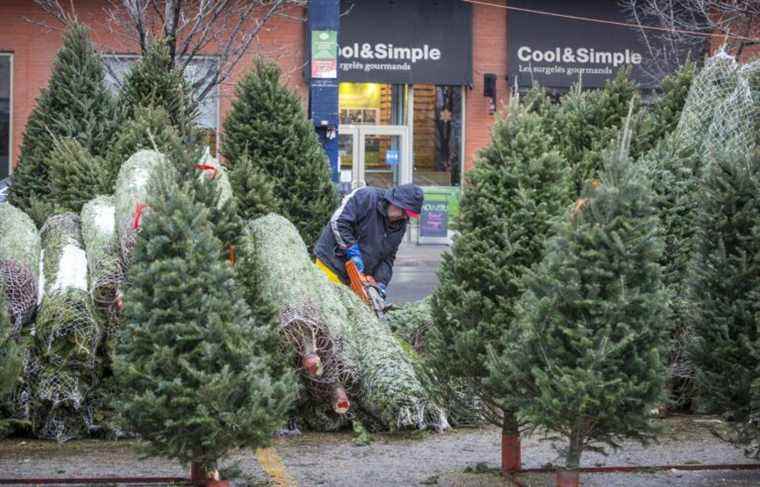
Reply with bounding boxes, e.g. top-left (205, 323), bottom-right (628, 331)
top-left (0, 0), bottom-right (307, 170)
top-left (464, 1), bottom-right (508, 174)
